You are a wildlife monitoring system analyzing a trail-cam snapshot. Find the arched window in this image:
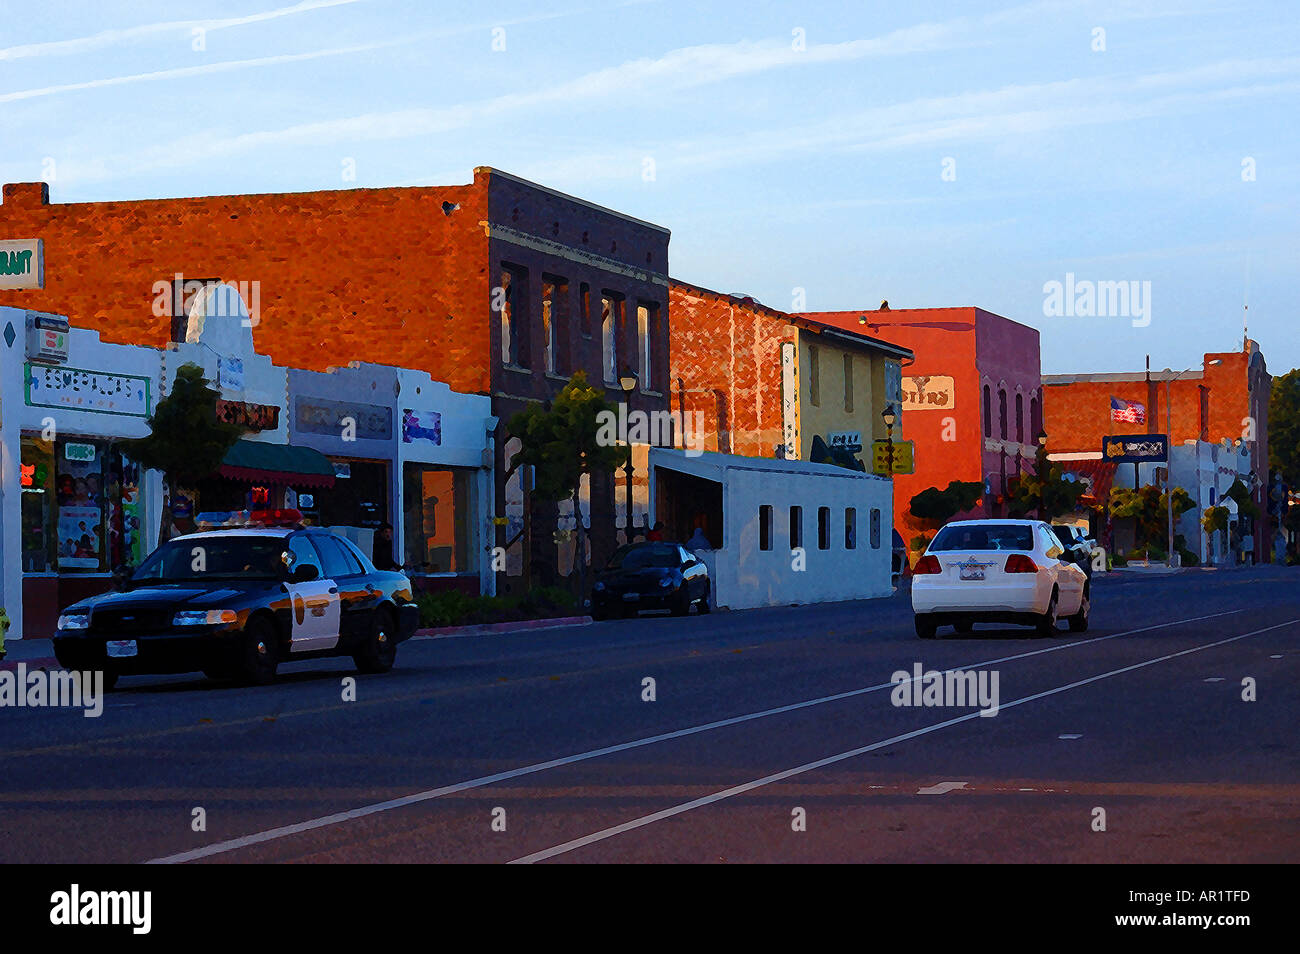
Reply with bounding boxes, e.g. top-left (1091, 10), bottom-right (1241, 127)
top-left (1015, 393), bottom-right (1024, 443)
top-left (998, 389), bottom-right (1008, 440)
top-left (983, 385), bottom-right (991, 438)
top-left (1030, 395), bottom-right (1041, 439)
